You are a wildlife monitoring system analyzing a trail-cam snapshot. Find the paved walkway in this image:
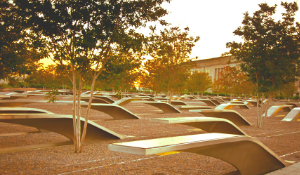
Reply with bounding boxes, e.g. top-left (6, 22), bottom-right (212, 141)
top-left (266, 162), bottom-right (300, 175)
